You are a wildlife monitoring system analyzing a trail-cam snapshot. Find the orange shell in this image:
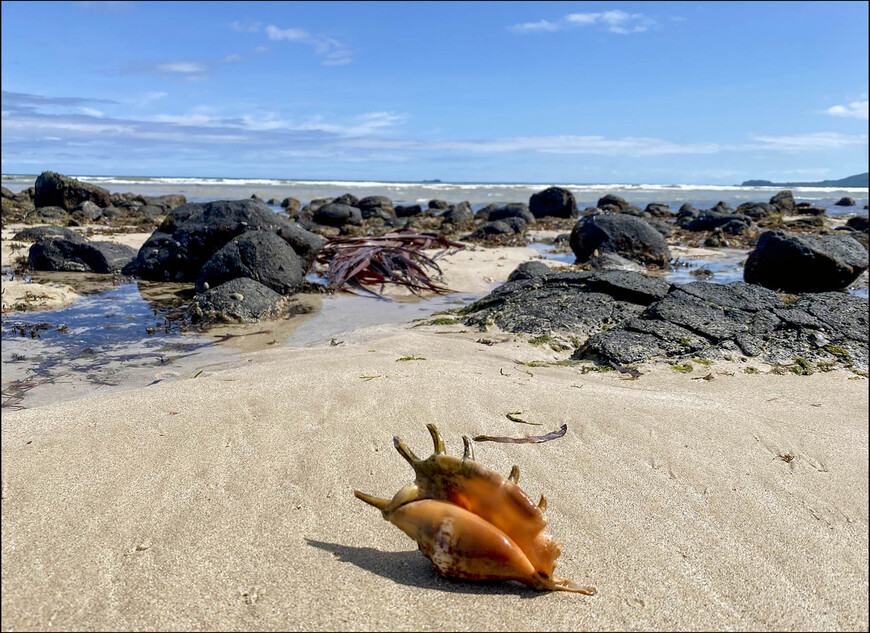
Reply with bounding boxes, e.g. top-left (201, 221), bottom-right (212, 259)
top-left (354, 424), bottom-right (595, 594)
